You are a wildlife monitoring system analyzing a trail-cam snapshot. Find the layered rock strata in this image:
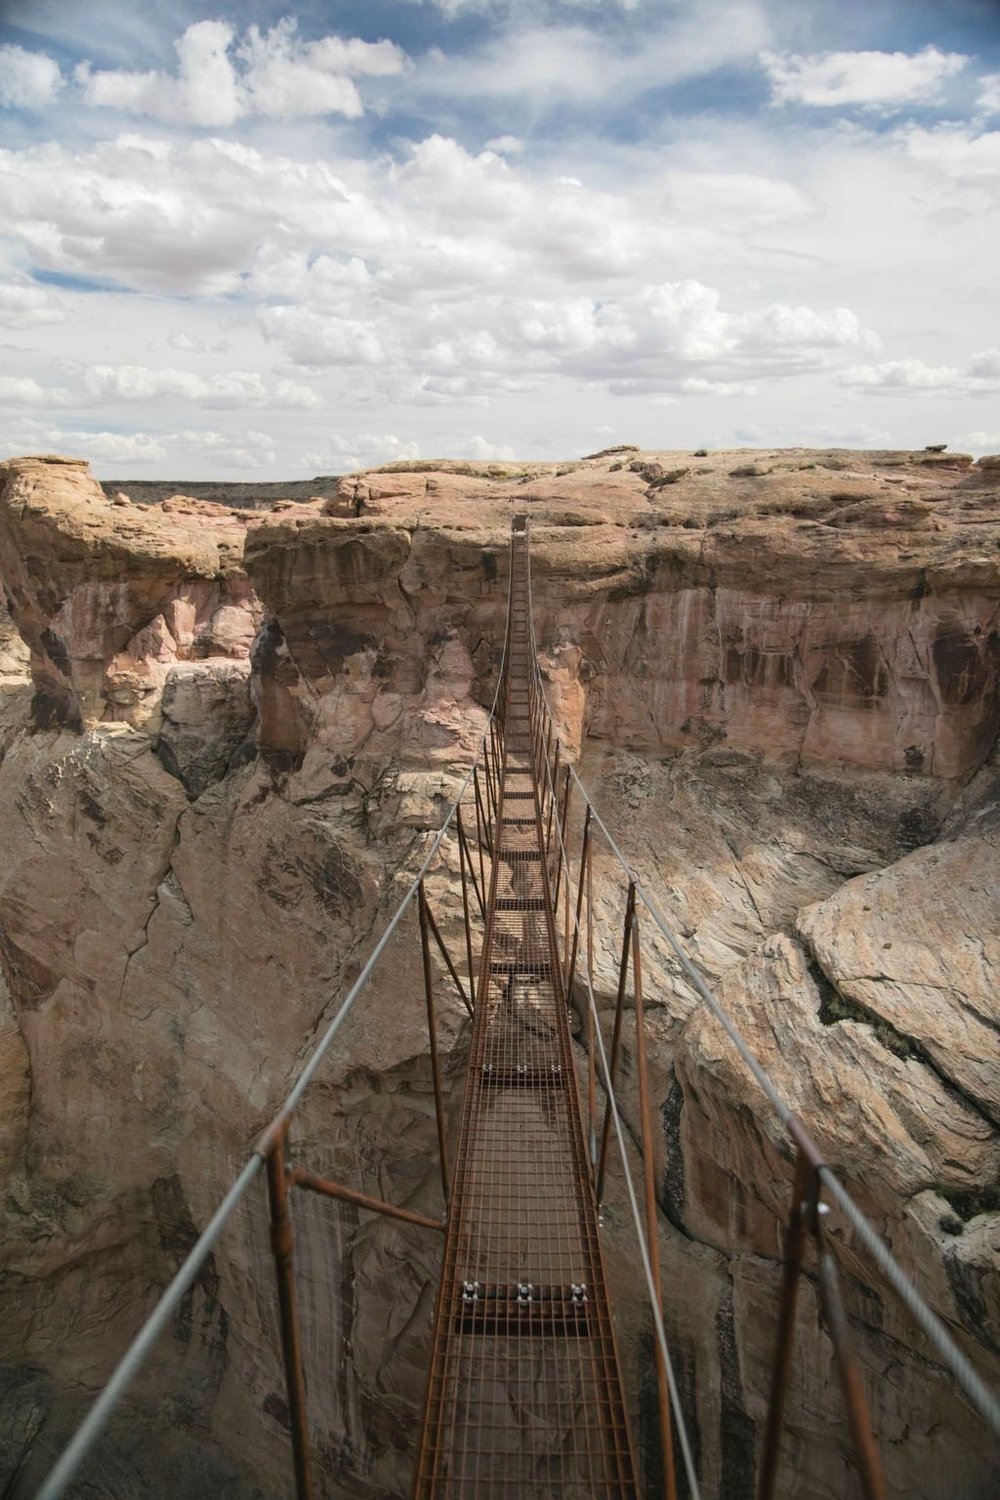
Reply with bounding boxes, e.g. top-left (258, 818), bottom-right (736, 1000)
top-left (0, 448), bottom-right (997, 1499)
